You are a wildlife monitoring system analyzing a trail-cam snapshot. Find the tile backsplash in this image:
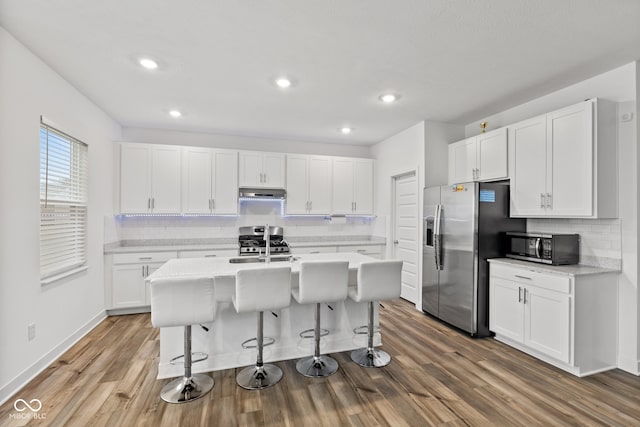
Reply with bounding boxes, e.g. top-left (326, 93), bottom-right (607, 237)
top-left (111, 199), bottom-right (377, 242)
top-left (527, 218), bottom-right (621, 269)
